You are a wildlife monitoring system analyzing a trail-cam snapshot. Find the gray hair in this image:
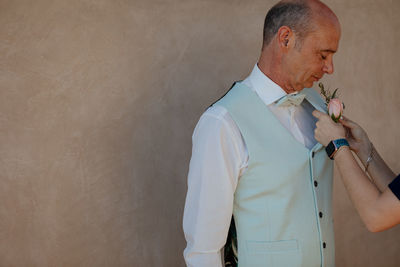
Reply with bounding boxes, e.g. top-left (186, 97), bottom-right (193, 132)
top-left (263, 1), bottom-right (314, 49)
